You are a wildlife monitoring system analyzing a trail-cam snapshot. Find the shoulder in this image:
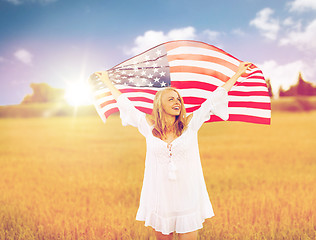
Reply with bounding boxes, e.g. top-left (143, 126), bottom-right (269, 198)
top-left (145, 114), bottom-right (155, 127)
